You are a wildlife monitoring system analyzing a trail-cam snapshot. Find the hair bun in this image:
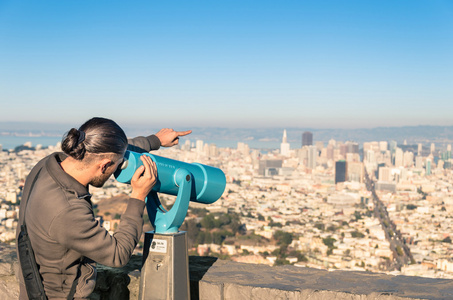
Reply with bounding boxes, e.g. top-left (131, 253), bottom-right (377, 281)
top-left (61, 128), bottom-right (87, 160)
